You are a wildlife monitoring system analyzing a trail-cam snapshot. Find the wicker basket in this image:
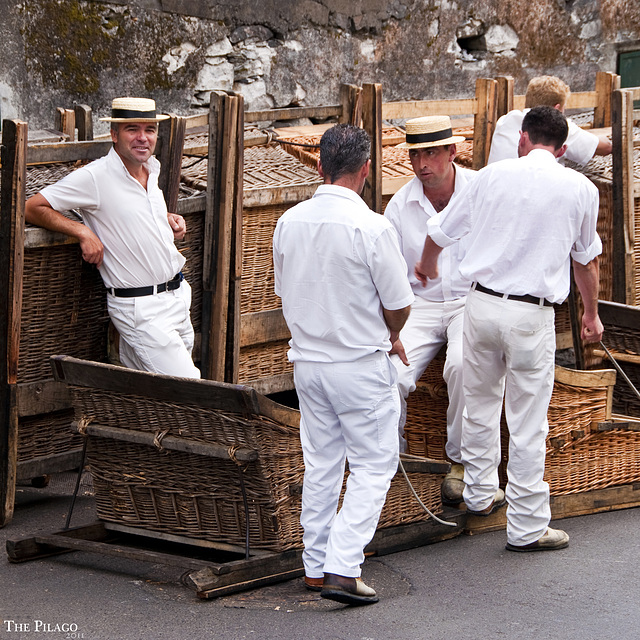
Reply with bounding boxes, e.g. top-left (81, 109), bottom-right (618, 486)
top-left (545, 423), bottom-right (640, 495)
top-left (405, 362), bottom-right (620, 495)
top-left (71, 381), bottom-right (446, 552)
